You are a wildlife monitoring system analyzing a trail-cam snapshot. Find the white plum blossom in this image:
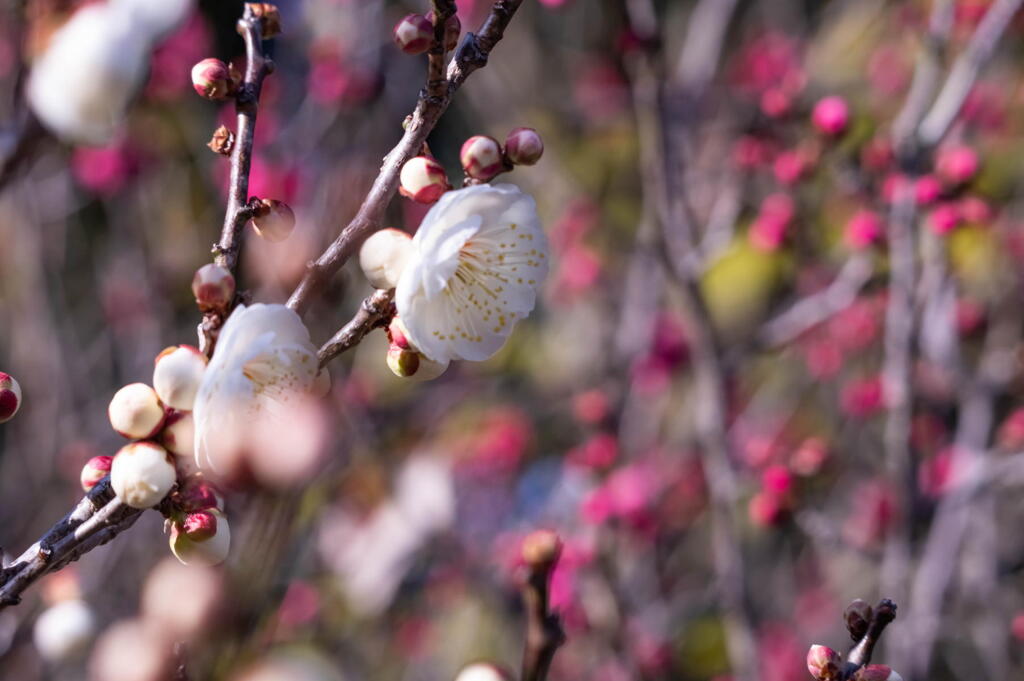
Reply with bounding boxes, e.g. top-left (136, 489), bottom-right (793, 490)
top-left (192, 304), bottom-right (318, 474)
top-left (395, 184), bottom-right (548, 363)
